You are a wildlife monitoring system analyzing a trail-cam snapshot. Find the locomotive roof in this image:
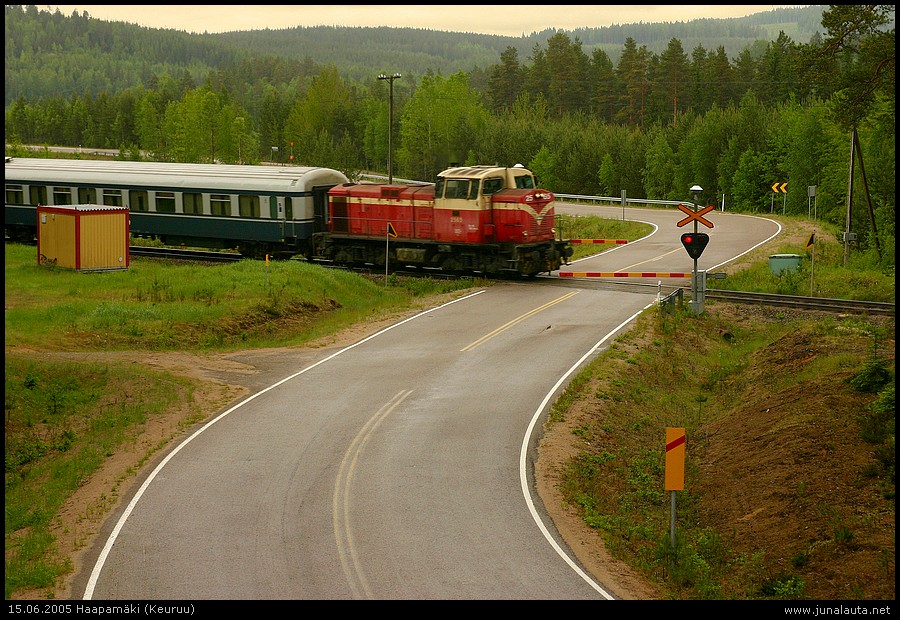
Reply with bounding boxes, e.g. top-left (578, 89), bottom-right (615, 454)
top-left (4, 157), bottom-right (349, 193)
top-left (438, 165), bottom-right (533, 179)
